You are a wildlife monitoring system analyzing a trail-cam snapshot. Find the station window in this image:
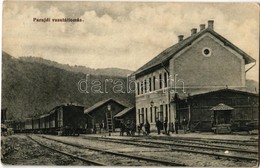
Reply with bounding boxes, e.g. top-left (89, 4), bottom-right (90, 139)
top-left (159, 105), bottom-right (164, 121)
top-left (141, 81), bottom-right (143, 94)
top-left (140, 108), bottom-right (144, 124)
top-left (144, 79), bottom-right (147, 93)
top-left (150, 107), bottom-right (153, 123)
top-left (145, 108), bottom-right (148, 122)
top-left (138, 109), bottom-right (140, 123)
top-left (164, 72), bottom-right (168, 87)
top-left (159, 74), bottom-right (162, 89)
top-left (154, 106), bottom-right (157, 120)
top-left (165, 104), bottom-right (168, 121)
top-left (153, 76), bottom-right (156, 91)
top-left (149, 77), bottom-right (152, 92)
top-left (137, 82), bottom-right (140, 95)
